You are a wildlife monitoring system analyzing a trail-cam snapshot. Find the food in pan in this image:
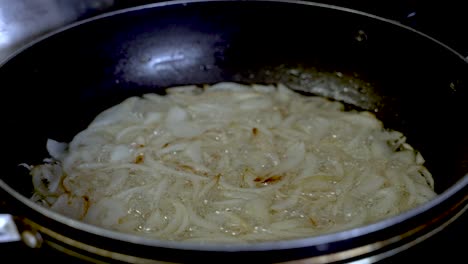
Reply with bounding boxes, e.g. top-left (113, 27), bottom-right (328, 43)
top-left (26, 82), bottom-right (436, 242)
